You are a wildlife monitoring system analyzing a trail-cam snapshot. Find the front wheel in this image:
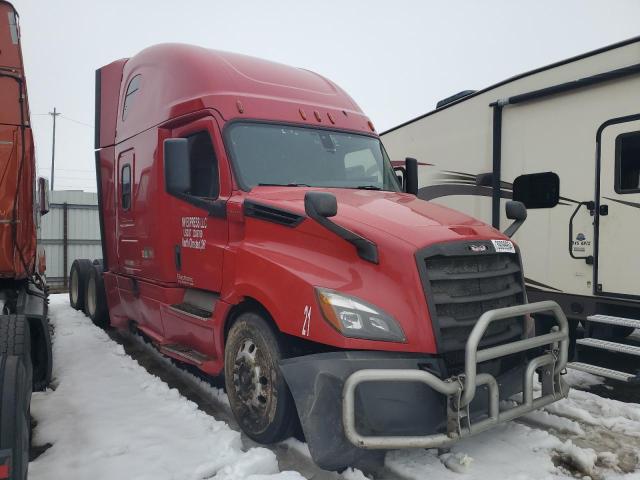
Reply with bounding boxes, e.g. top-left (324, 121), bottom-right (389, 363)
top-left (224, 312), bottom-right (298, 444)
